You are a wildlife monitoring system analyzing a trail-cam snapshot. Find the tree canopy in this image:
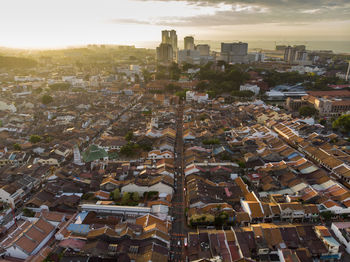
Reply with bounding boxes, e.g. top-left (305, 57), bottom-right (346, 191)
top-left (125, 131), bottom-right (134, 141)
top-left (0, 56), bottom-right (37, 69)
top-left (41, 94), bottom-right (53, 105)
top-left (13, 143), bottom-right (21, 151)
top-left (49, 82), bottom-right (70, 91)
top-left (29, 135), bottom-right (42, 144)
top-left (332, 114), bottom-right (350, 133)
top-left (299, 106), bottom-right (317, 117)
